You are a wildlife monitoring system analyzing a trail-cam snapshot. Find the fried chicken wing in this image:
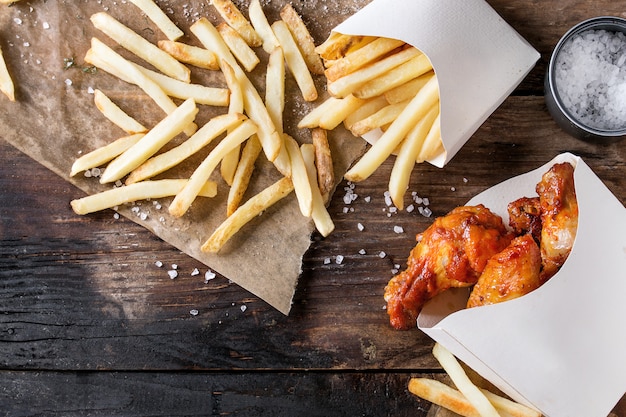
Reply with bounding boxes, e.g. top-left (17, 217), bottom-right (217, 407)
top-left (467, 234), bottom-right (542, 308)
top-left (384, 205), bottom-right (514, 330)
top-left (536, 162), bottom-right (578, 281)
top-left (507, 196), bottom-right (542, 243)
